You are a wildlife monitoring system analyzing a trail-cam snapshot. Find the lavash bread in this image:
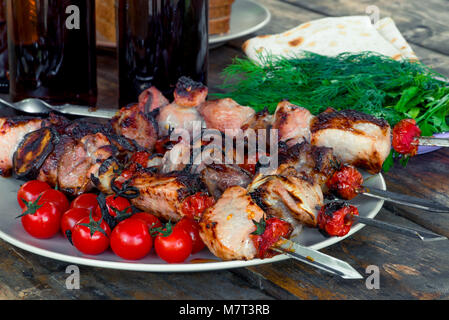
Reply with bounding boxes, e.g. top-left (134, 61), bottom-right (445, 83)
top-left (96, 0), bottom-right (116, 44)
top-left (375, 17), bottom-right (418, 61)
top-left (243, 16), bottom-right (417, 64)
top-left (210, 0), bottom-right (235, 35)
